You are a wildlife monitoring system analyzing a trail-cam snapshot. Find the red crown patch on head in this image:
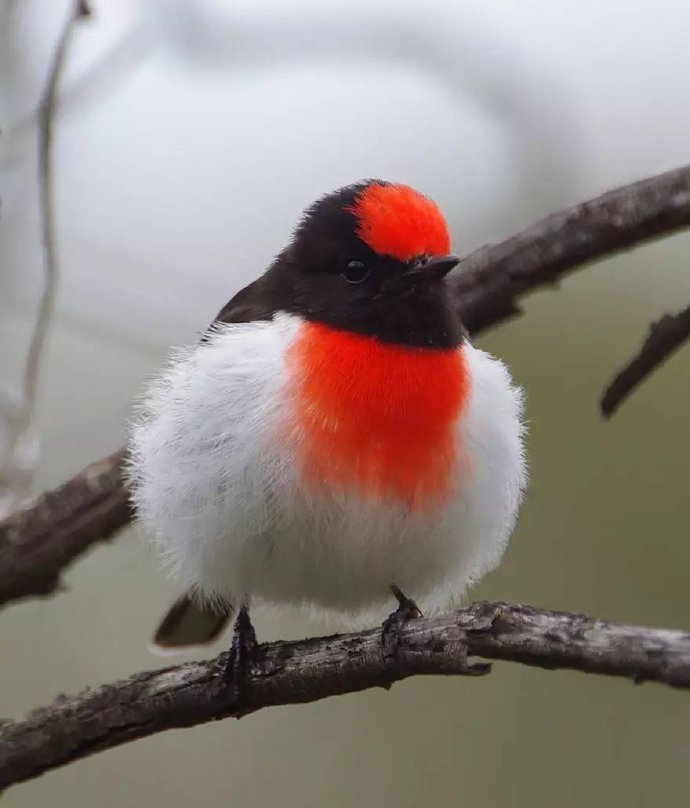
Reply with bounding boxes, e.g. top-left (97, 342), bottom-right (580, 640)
top-left (348, 183), bottom-right (451, 261)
